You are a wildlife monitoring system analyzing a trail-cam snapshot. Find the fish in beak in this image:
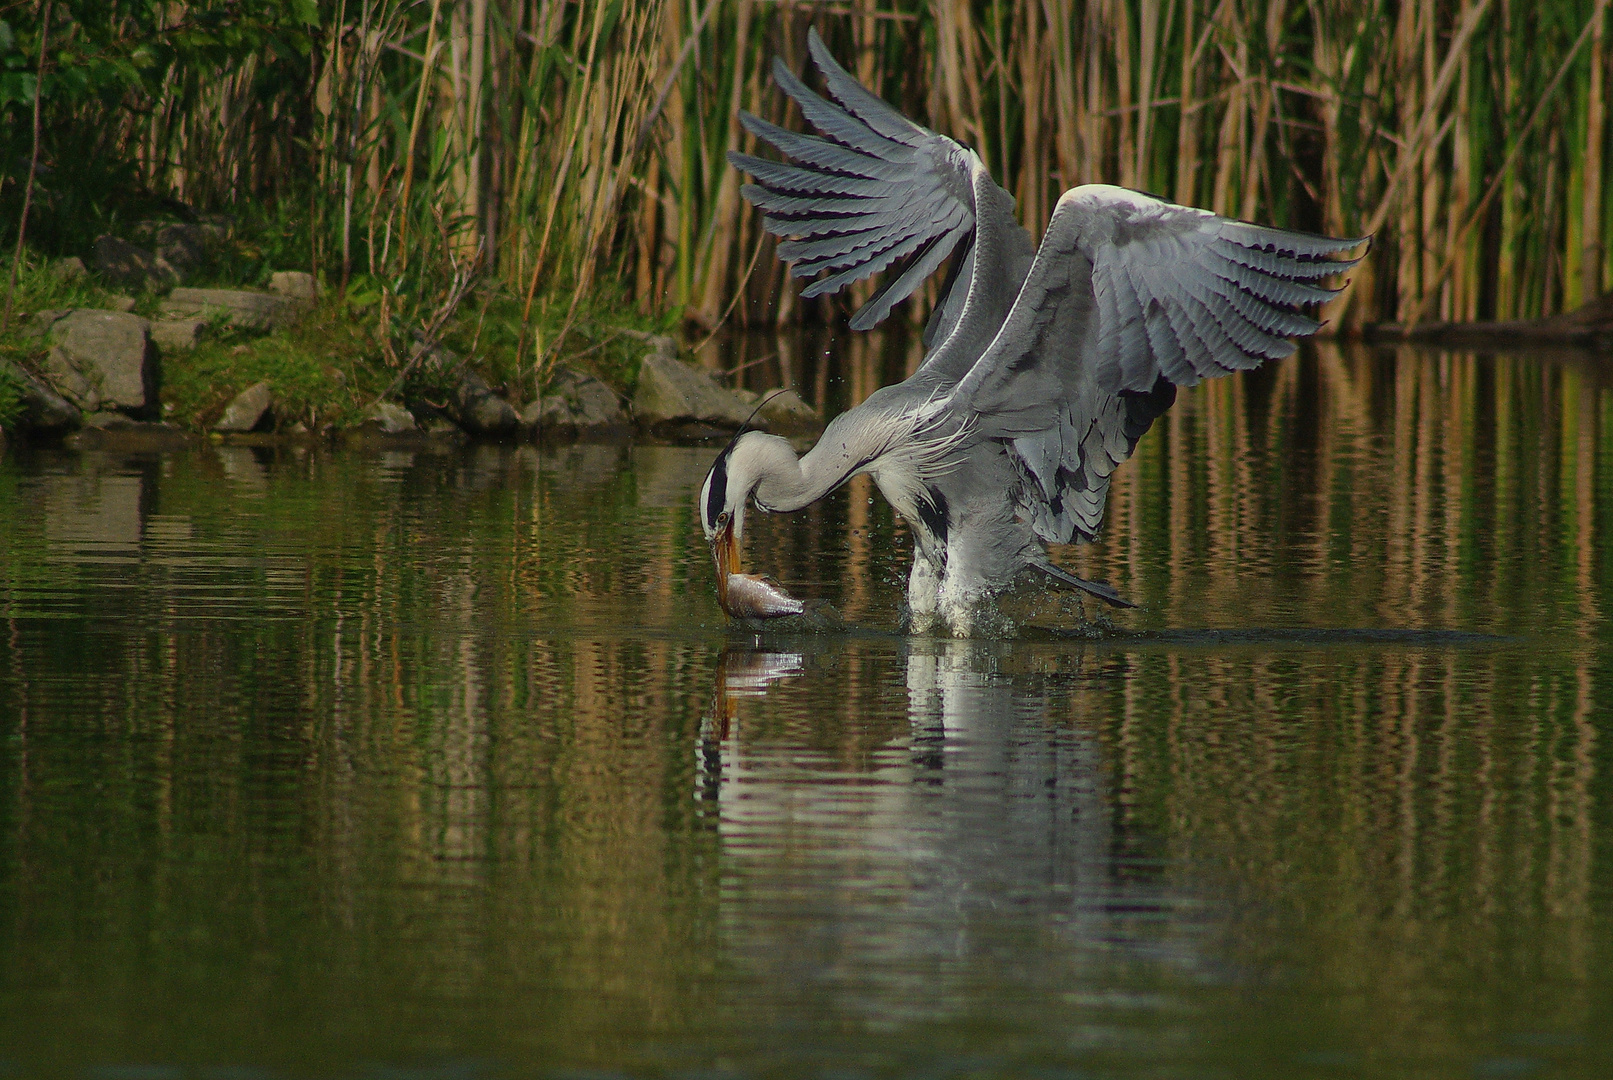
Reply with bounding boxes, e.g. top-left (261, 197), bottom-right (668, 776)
top-left (710, 518), bottom-right (804, 619)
